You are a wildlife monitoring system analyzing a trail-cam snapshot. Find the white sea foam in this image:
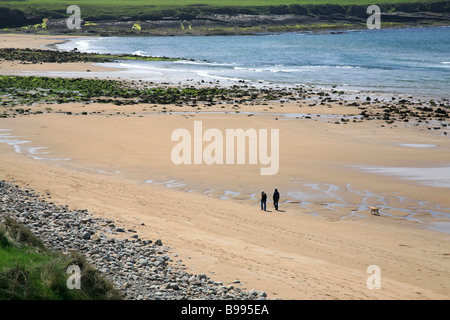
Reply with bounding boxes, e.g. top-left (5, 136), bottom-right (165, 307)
top-left (73, 40), bottom-right (91, 51)
top-left (355, 165), bottom-right (450, 188)
top-left (133, 50), bottom-right (146, 56)
top-left (0, 129), bottom-right (70, 162)
top-left (196, 71), bottom-right (241, 83)
top-left (398, 143), bottom-right (437, 148)
top-left (220, 190), bottom-right (240, 200)
top-left (175, 60), bottom-right (236, 67)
